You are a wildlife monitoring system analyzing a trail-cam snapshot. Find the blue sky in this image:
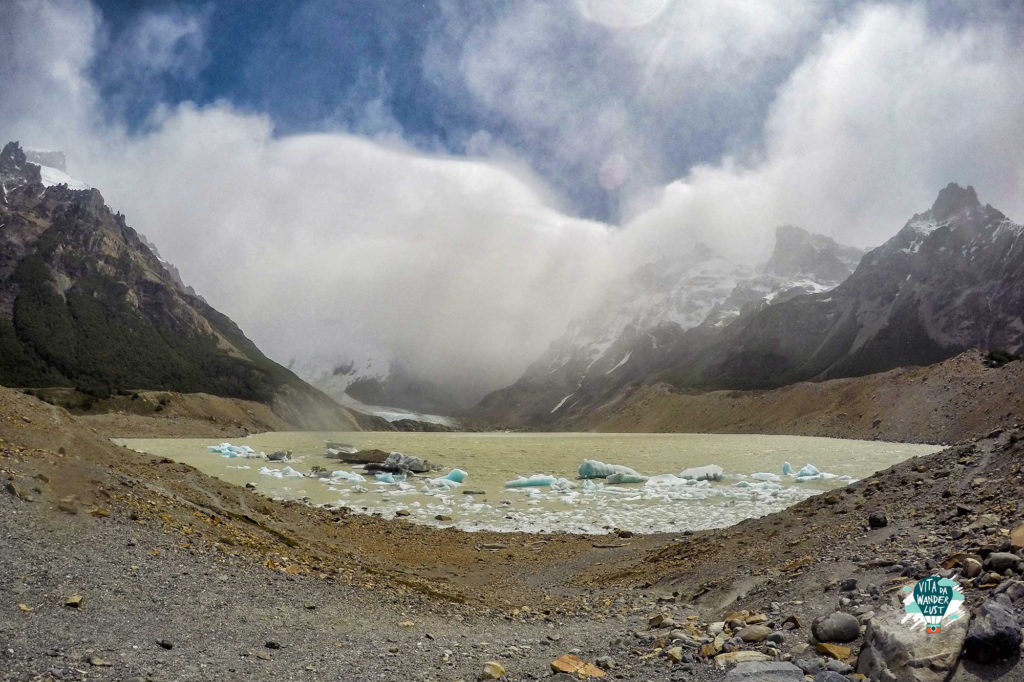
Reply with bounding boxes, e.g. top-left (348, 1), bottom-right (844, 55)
top-left (2, 0), bottom-right (1023, 395)
top-left (79, 1), bottom-right (1024, 223)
